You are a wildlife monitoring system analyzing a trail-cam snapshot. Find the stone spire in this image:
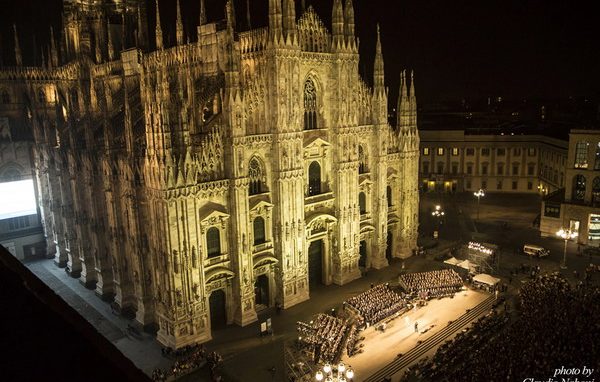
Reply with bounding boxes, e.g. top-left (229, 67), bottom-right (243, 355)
top-left (107, 18), bottom-right (115, 60)
top-left (269, 0), bottom-right (283, 38)
top-left (225, 0), bottom-right (238, 71)
top-left (409, 70), bottom-right (417, 130)
top-left (226, 0), bottom-right (236, 35)
top-left (137, 5), bottom-right (147, 49)
top-left (13, 24), bottom-right (22, 67)
top-left (332, 0), bottom-right (344, 39)
top-left (176, 0), bottom-right (184, 45)
top-left (199, 0), bottom-right (207, 25)
top-left (246, 0), bottom-right (252, 29)
top-left (282, 0), bottom-right (296, 40)
top-left (94, 27), bottom-right (102, 63)
top-left (373, 24), bottom-right (385, 91)
top-left (397, 70), bottom-right (409, 132)
top-left (41, 47), bottom-right (46, 69)
top-left (344, 0), bottom-right (355, 43)
top-left (155, 0), bottom-right (163, 50)
top-left (50, 26), bottom-right (59, 67)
